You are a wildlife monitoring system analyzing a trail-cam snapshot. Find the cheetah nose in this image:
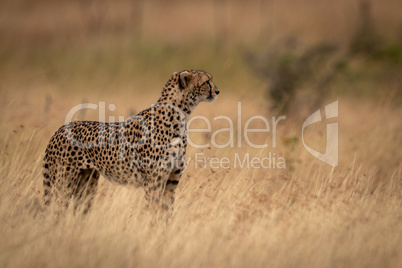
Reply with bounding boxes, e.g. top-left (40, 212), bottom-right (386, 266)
top-left (215, 90), bottom-right (220, 95)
